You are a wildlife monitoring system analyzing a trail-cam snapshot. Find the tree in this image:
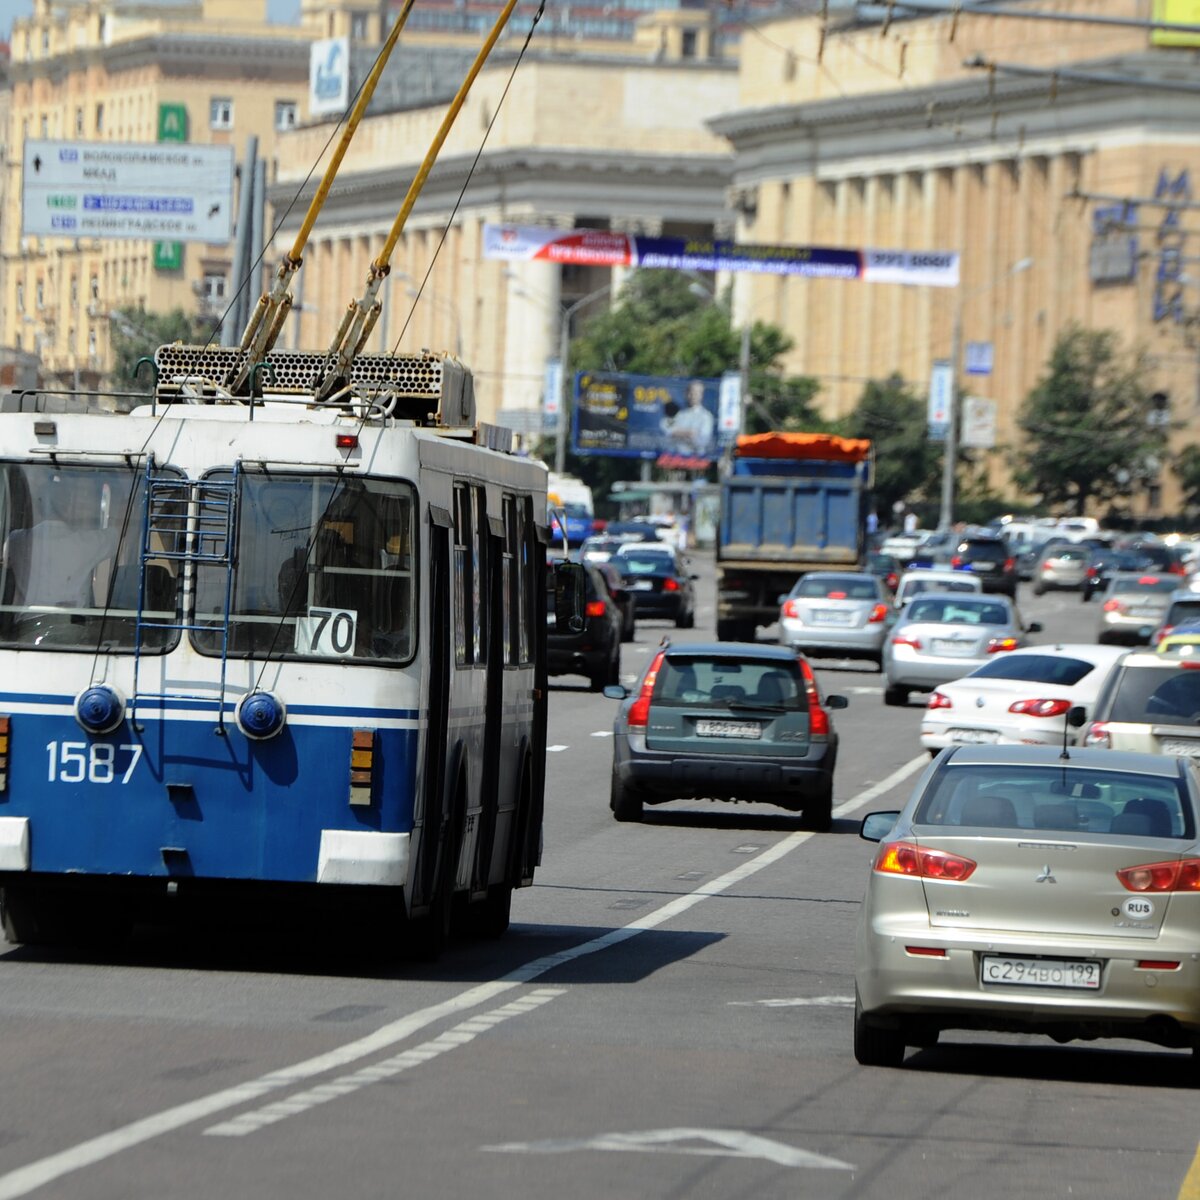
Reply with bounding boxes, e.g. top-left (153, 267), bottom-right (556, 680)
top-left (837, 373), bottom-right (942, 520)
top-left (107, 306), bottom-right (210, 391)
top-left (552, 271), bottom-right (822, 499)
top-left (1012, 325), bottom-right (1164, 516)
top-left (1174, 444), bottom-right (1200, 518)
